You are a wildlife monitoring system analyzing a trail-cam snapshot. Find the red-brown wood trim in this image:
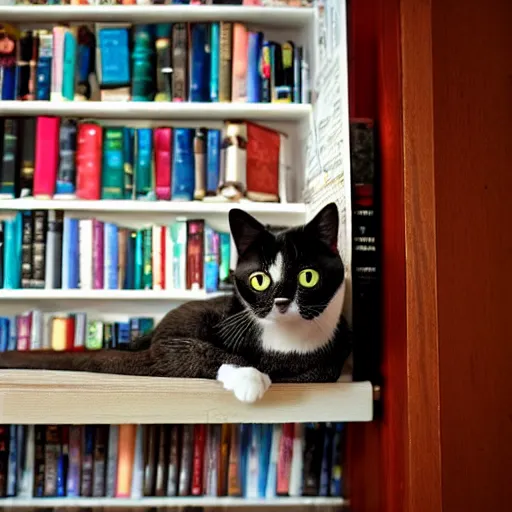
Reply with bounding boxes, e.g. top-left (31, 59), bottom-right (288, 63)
top-left (400, 0), bottom-right (442, 510)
